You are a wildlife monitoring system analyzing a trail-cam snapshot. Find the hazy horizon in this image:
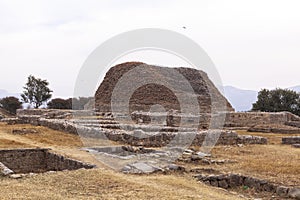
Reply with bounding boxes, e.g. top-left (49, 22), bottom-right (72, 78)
top-left (1, 0), bottom-right (300, 98)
